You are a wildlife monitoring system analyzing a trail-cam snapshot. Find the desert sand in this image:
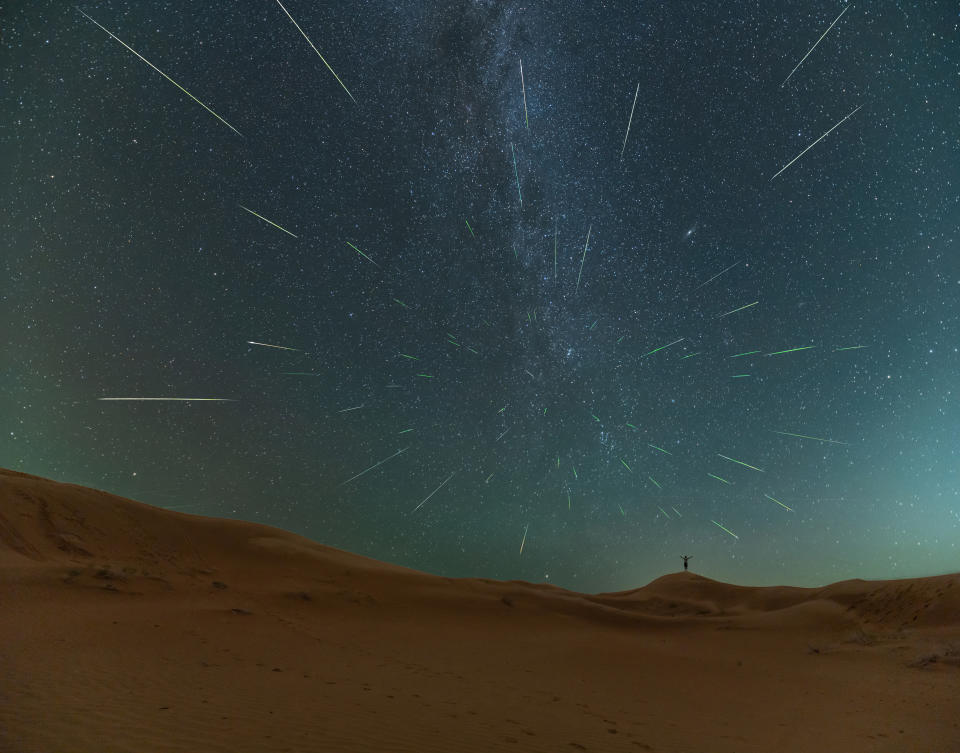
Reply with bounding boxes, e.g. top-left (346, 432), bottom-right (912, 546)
top-left (1, 467), bottom-right (958, 753)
